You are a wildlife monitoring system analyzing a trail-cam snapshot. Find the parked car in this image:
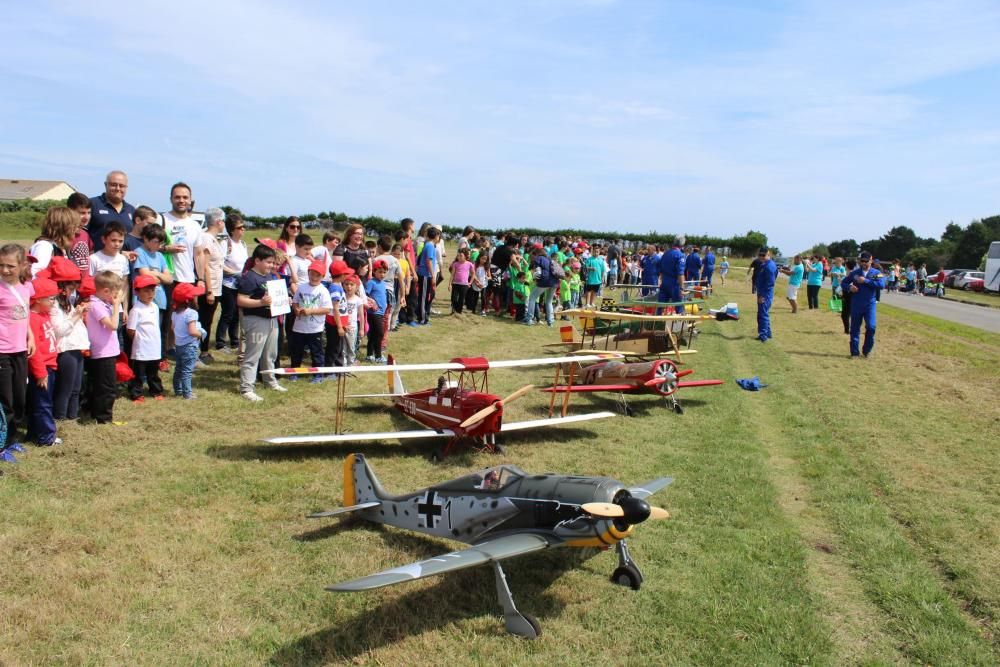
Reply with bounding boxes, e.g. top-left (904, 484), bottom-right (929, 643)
top-left (966, 278), bottom-right (985, 292)
top-left (956, 271), bottom-right (985, 290)
top-left (944, 269), bottom-right (974, 288)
